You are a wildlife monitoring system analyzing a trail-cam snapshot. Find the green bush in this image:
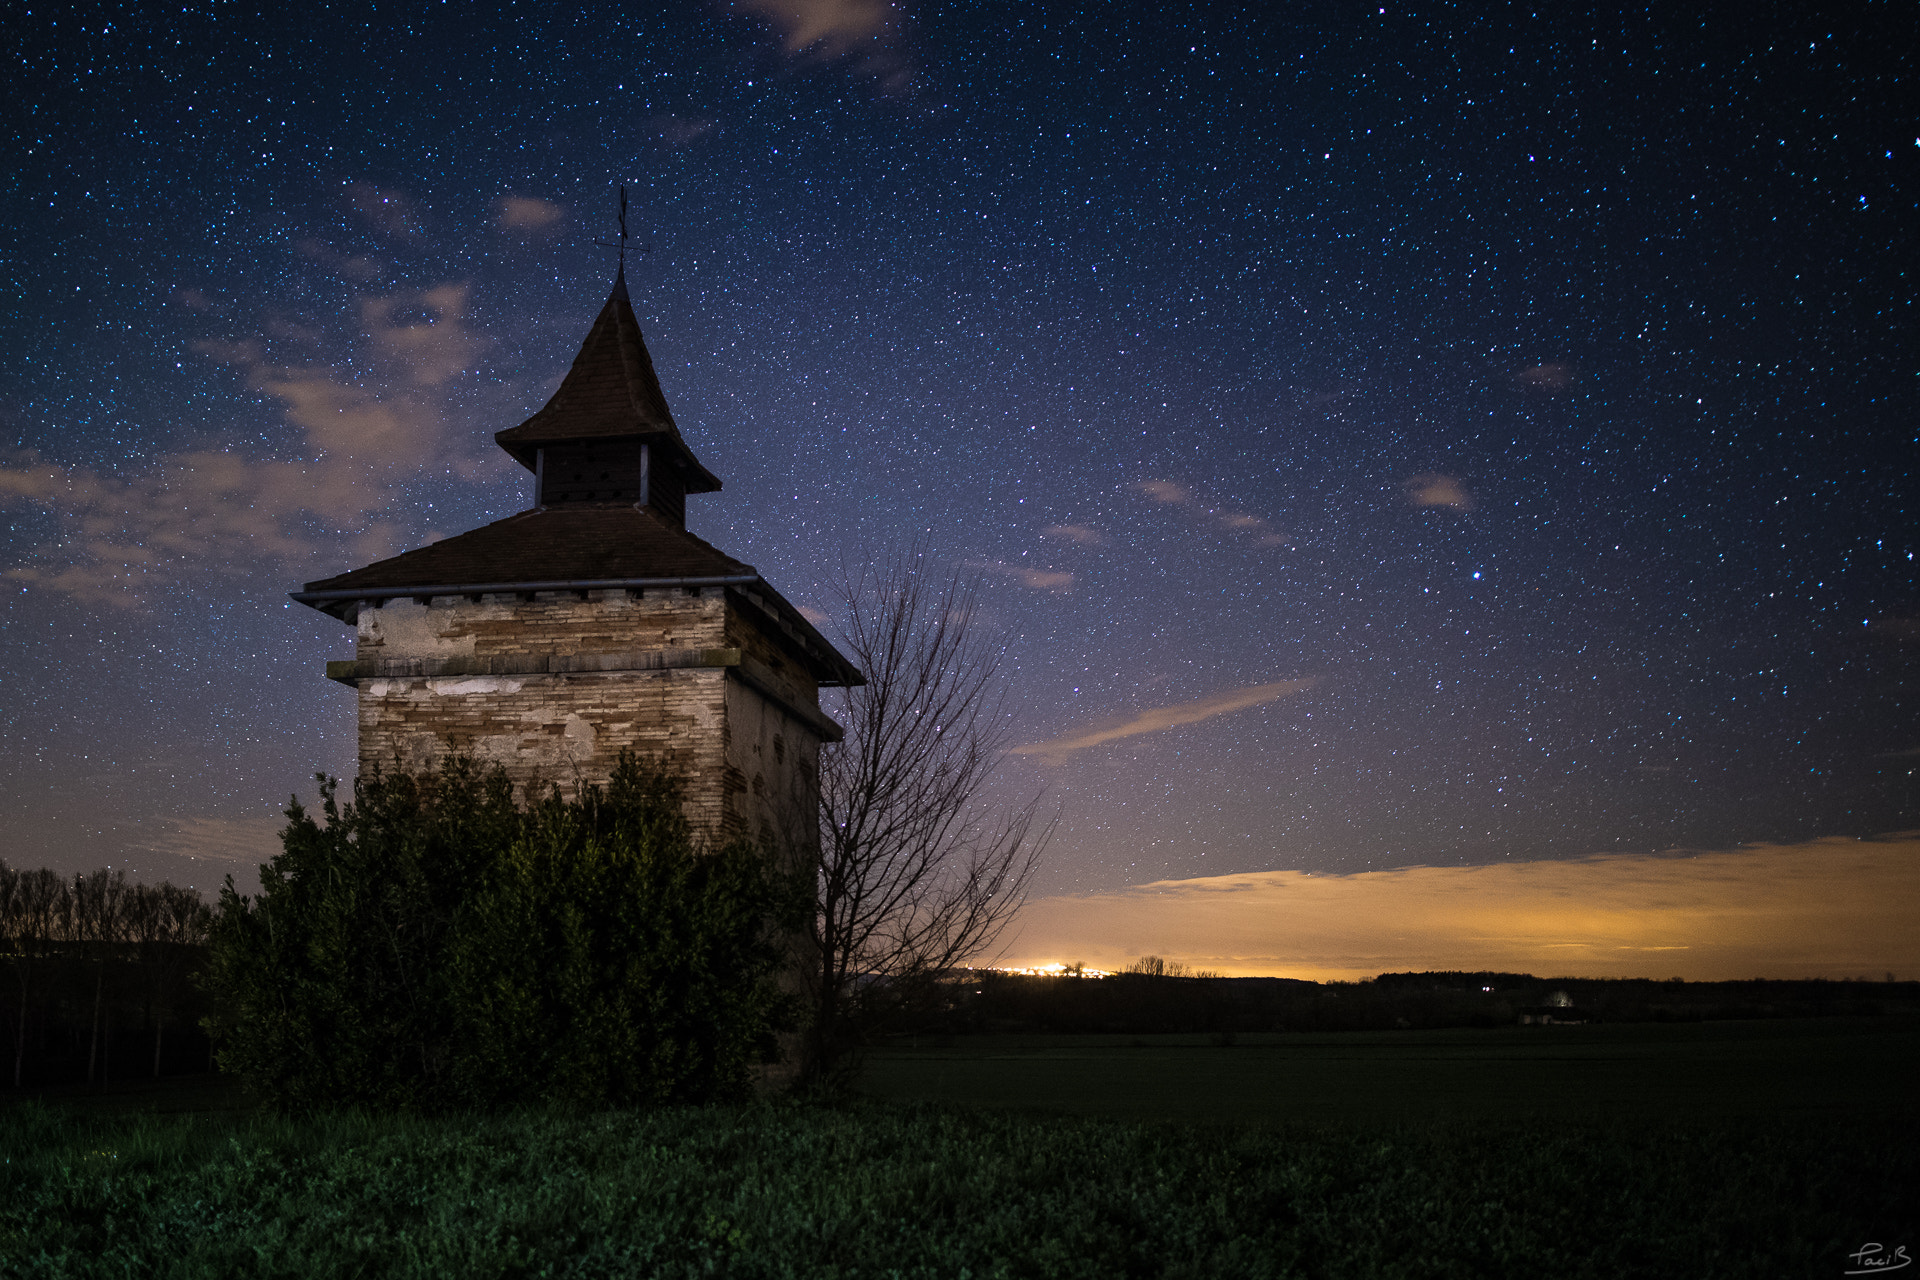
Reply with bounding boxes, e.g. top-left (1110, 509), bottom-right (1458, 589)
top-left (202, 753), bottom-right (803, 1113)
